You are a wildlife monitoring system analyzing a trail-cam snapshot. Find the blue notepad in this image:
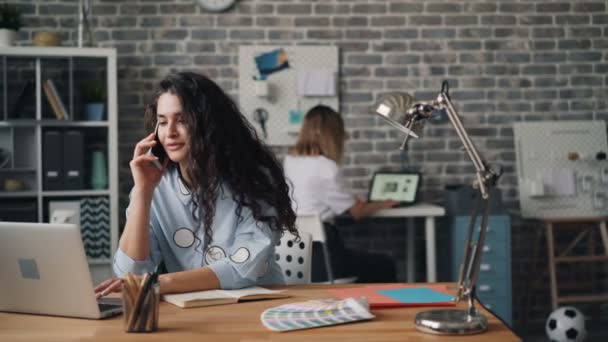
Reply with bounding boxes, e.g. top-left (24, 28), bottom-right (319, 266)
top-left (377, 287), bottom-right (453, 304)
